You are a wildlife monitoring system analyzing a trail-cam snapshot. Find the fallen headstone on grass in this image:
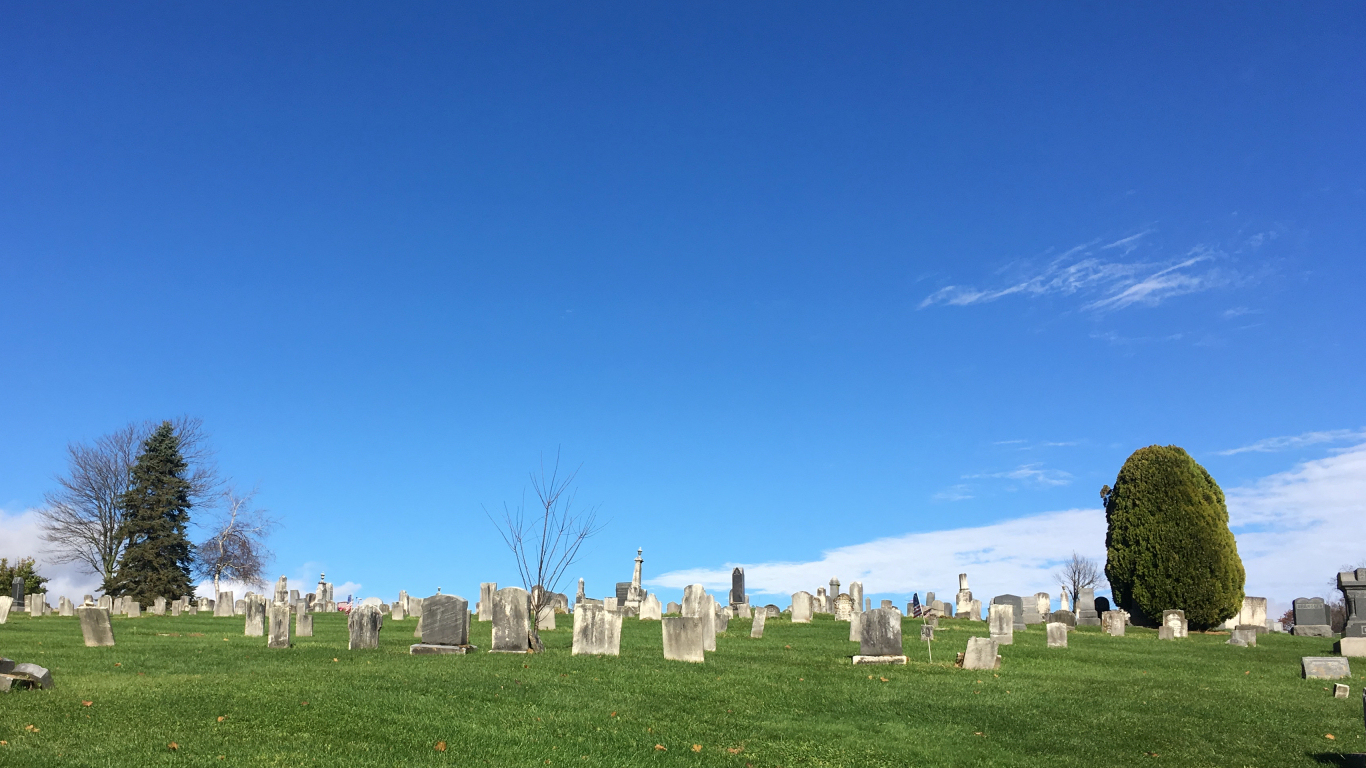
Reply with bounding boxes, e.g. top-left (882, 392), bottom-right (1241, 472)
top-left (1302, 657), bottom-right (1351, 680)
